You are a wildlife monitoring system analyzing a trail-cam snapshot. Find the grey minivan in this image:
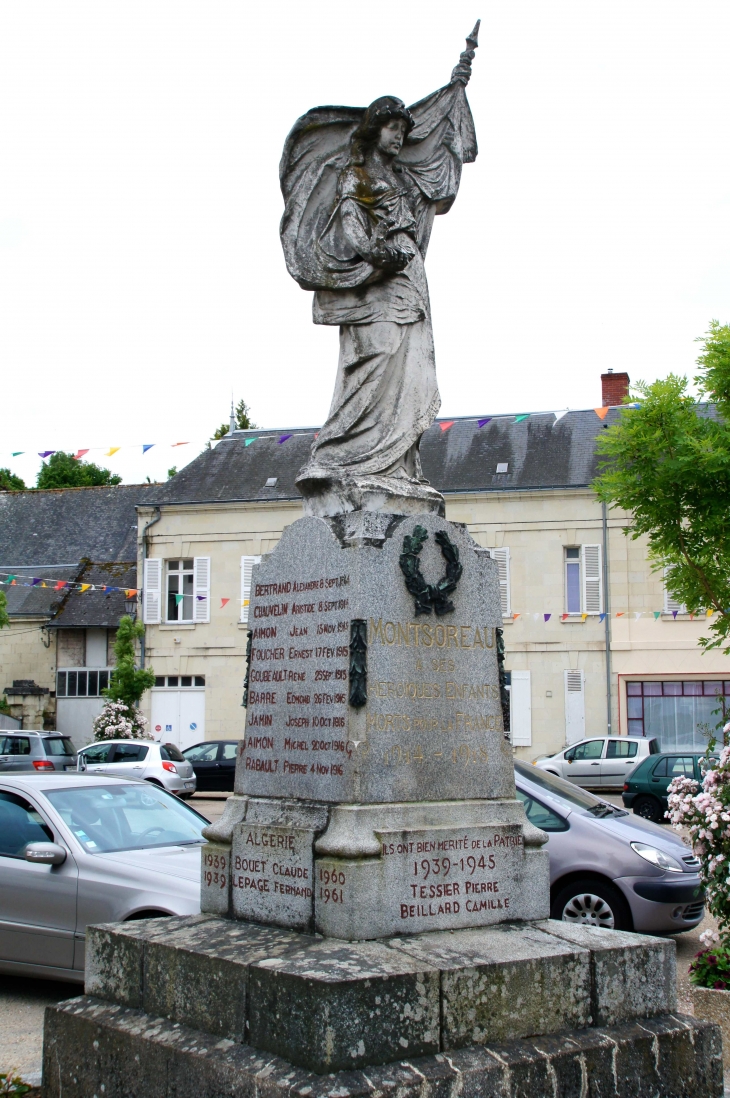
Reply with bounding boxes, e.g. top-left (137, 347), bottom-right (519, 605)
top-left (0, 731), bottom-right (76, 774)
